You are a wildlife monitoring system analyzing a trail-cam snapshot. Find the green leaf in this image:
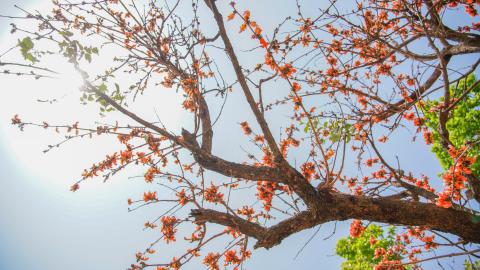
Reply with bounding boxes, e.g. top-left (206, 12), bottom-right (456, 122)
top-left (304, 121), bottom-right (310, 133)
top-left (59, 30), bottom-right (74, 37)
top-left (98, 84), bottom-right (108, 93)
top-left (18, 37), bottom-right (38, 63)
